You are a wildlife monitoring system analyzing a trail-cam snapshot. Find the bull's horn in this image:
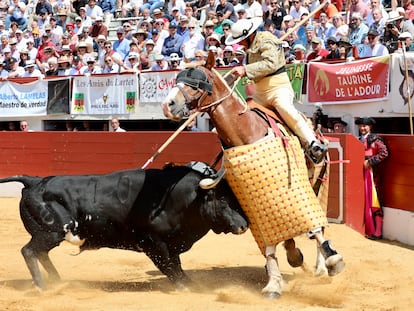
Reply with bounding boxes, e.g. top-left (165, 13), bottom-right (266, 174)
top-left (199, 167), bottom-right (225, 189)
